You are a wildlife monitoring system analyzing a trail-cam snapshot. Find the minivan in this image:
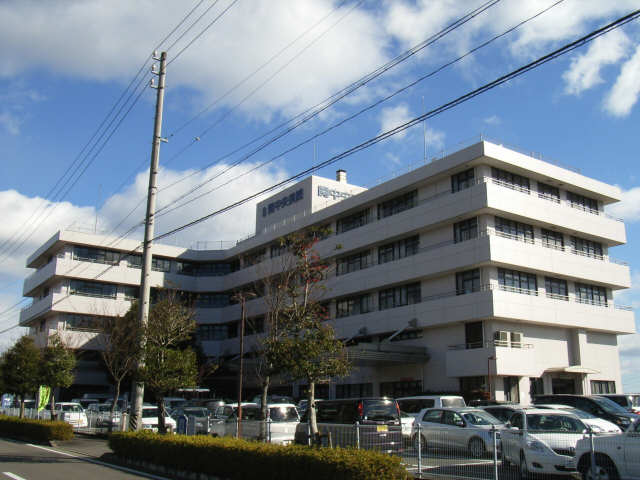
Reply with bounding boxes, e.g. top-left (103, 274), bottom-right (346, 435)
top-left (396, 395), bottom-right (466, 416)
top-left (532, 394), bottom-right (639, 431)
top-left (294, 397), bottom-right (403, 454)
top-left (599, 394), bottom-right (640, 414)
